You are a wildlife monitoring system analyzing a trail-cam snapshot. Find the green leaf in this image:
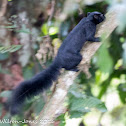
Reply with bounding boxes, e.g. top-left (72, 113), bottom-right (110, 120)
top-left (23, 65), bottom-right (34, 79)
top-left (69, 90), bottom-right (86, 98)
top-left (4, 25), bottom-right (17, 29)
top-left (41, 23), bottom-right (59, 35)
top-left (98, 78), bottom-right (111, 99)
top-left (118, 84), bottom-right (126, 103)
top-left (9, 45), bottom-right (22, 52)
top-left (96, 41), bottom-right (113, 73)
top-left (70, 111), bottom-right (84, 118)
top-left (56, 114), bottom-right (66, 126)
top-left (0, 53), bottom-right (9, 60)
top-left (116, 7), bottom-right (126, 33)
top-left (95, 103), bottom-right (107, 112)
top-left (49, 26), bottom-right (59, 35)
top-left (0, 45), bottom-right (22, 53)
top-left (68, 84), bottom-right (107, 118)
top-left (16, 29), bottom-right (32, 34)
top-left (122, 42), bottom-right (126, 68)
top-left (70, 98), bottom-right (90, 112)
top-left (41, 23), bottom-right (48, 35)
top-left (0, 91), bottom-right (12, 98)
top-left (97, 70), bottom-right (125, 99)
top-left (70, 97), bottom-right (106, 113)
